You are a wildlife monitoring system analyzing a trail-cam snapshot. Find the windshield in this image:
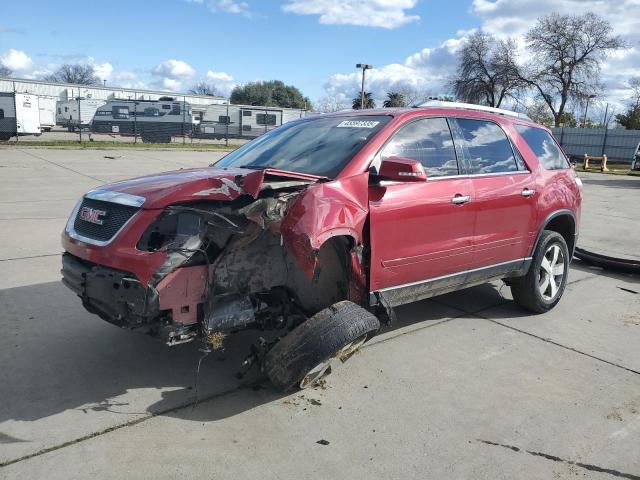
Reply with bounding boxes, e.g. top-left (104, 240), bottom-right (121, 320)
top-left (216, 115), bottom-right (391, 178)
